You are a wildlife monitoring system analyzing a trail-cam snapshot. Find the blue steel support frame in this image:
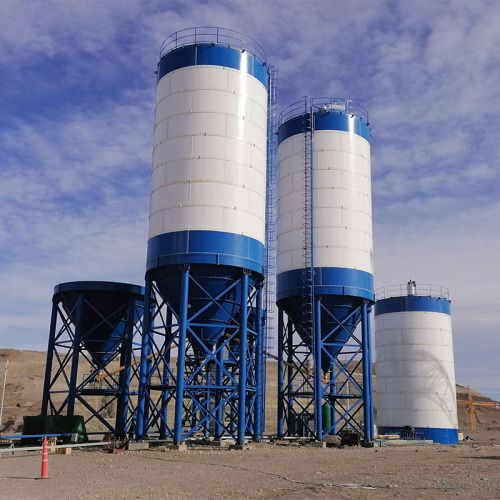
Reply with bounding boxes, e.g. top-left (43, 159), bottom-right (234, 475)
top-left (313, 298), bottom-right (322, 440)
top-left (41, 300), bottom-right (59, 415)
top-left (136, 267), bottom-right (264, 444)
top-left (277, 298), bottom-right (374, 441)
top-left (173, 269), bottom-right (190, 445)
top-left (254, 284), bottom-right (264, 440)
top-left (136, 280), bottom-right (178, 441)
top-left (42, 284), bottom-right (144, 436)
top-left (115, 300), bottom-right (136, 435)
top-left (160, 309), bottom-right (173, 439)
top-left (361, 304), bottom-right (374, 441)
top-left (277, 307), bottom-right (284, 438)
top-left (135, 279), bottom-right (153, 439)
top-left (67, 294), bottom-right (84, 417)
top-left (237, 273), bottom-right (249, 445)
